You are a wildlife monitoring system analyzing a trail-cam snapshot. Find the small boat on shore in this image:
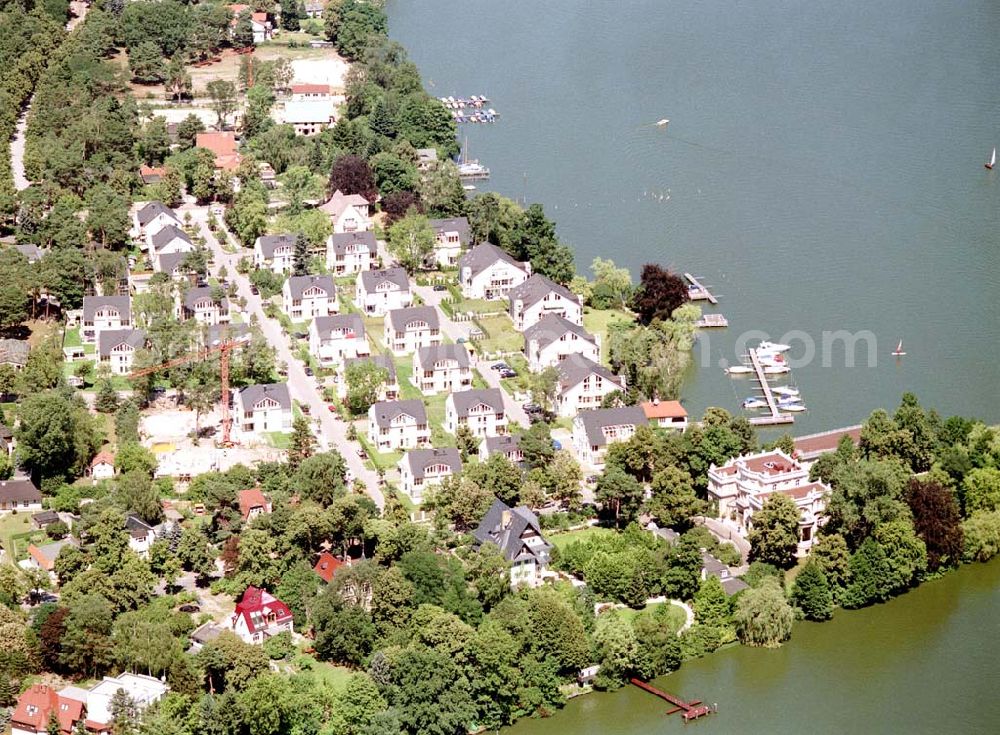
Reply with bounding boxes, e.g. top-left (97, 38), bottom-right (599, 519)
top-left (726, 365), bottom-right (753, 376)
top-left (987, 147), bottom-right (996, 170)
top-left (892, 339), bottom-right (906, 357)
